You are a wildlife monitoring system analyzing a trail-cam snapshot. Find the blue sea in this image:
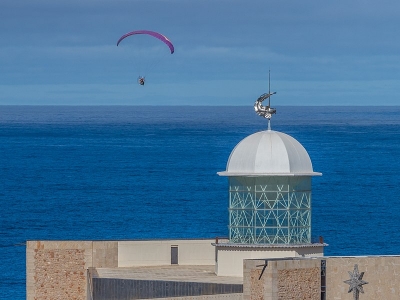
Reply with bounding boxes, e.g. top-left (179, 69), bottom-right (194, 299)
top-left (1, 105), bottom-right (400, 299)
